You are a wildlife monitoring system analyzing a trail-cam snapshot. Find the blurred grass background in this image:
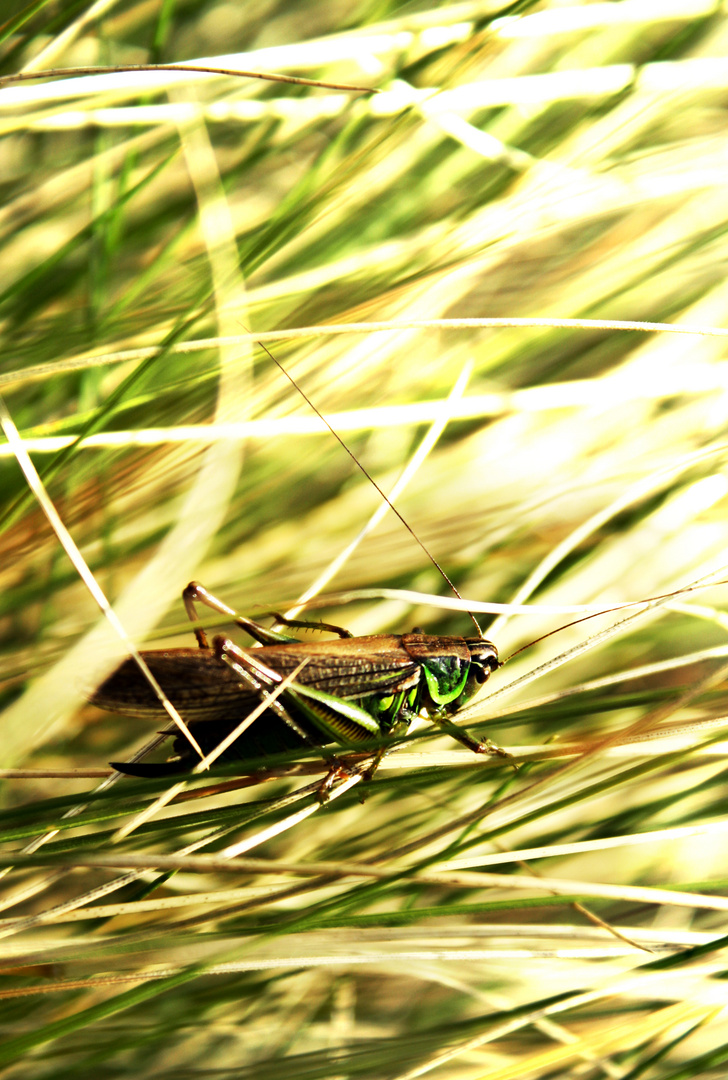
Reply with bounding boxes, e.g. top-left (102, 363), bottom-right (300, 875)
top-left (3, 0), bottom-right (728, 1076)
